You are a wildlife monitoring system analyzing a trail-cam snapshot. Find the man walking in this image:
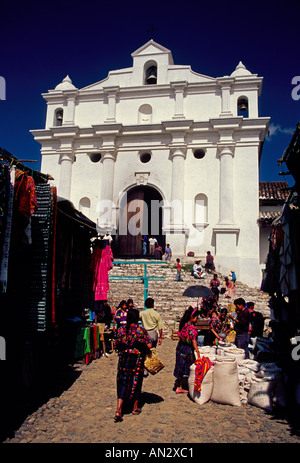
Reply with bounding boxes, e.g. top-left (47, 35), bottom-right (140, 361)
top-left (140, 297), bottom-right (163, 348)
top-left (148, 236), bottom-right (158, 256)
